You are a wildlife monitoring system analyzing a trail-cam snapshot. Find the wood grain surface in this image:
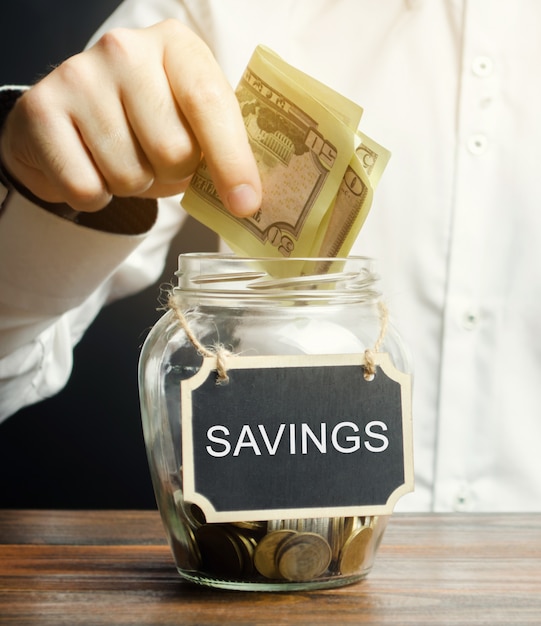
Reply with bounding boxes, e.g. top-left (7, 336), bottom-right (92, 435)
top-left (1, 510), bottom-right (540, 625)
